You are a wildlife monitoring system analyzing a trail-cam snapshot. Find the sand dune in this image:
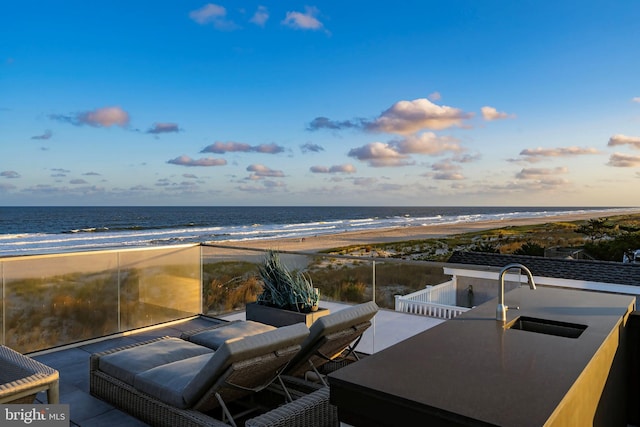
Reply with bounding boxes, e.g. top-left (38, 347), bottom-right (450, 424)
top-left (220, 209), bottom-right (640, 253)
